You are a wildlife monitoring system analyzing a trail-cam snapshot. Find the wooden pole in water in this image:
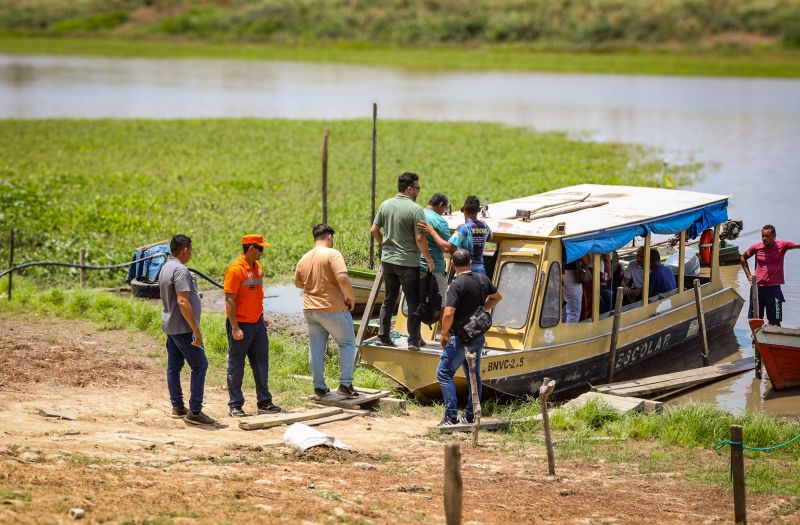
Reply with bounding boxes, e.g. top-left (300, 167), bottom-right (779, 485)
top-left (443, 441), bottom-right (462, 525)
top-left (730, 424), bottom-right (747, 524)
top-left (465, 349), bottom-right (481, 446)
top-left (693, 279), bottom-right (711, 367)
top-left (7, 228), bottom-right (14, 301)
top-left (369, 103), bottom-right (377, 270)
top-left (608, 286), bottom-right (624, 383)
top-left (79, 248), bottom-right (87, 288)
top-left (539, 377), bottom-right (556, 476)
top-left (321, 128), bottom-right (329, 225)
top-left (751, 276), bottom-right (762, 379)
